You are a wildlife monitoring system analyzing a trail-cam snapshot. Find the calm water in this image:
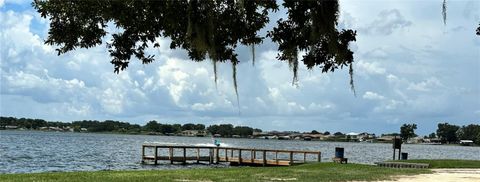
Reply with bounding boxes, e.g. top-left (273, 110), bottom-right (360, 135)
top-left (0, 130), bottom-right (479, 174)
